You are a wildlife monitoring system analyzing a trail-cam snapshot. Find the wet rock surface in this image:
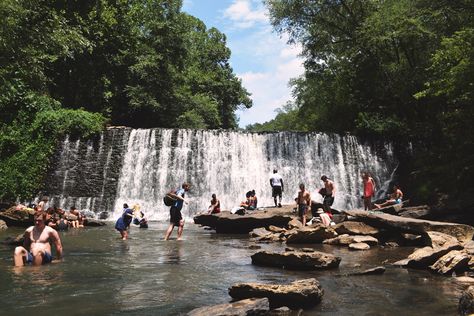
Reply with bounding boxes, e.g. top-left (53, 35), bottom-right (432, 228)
top-left (228, 278), bottom-right (324, 309)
